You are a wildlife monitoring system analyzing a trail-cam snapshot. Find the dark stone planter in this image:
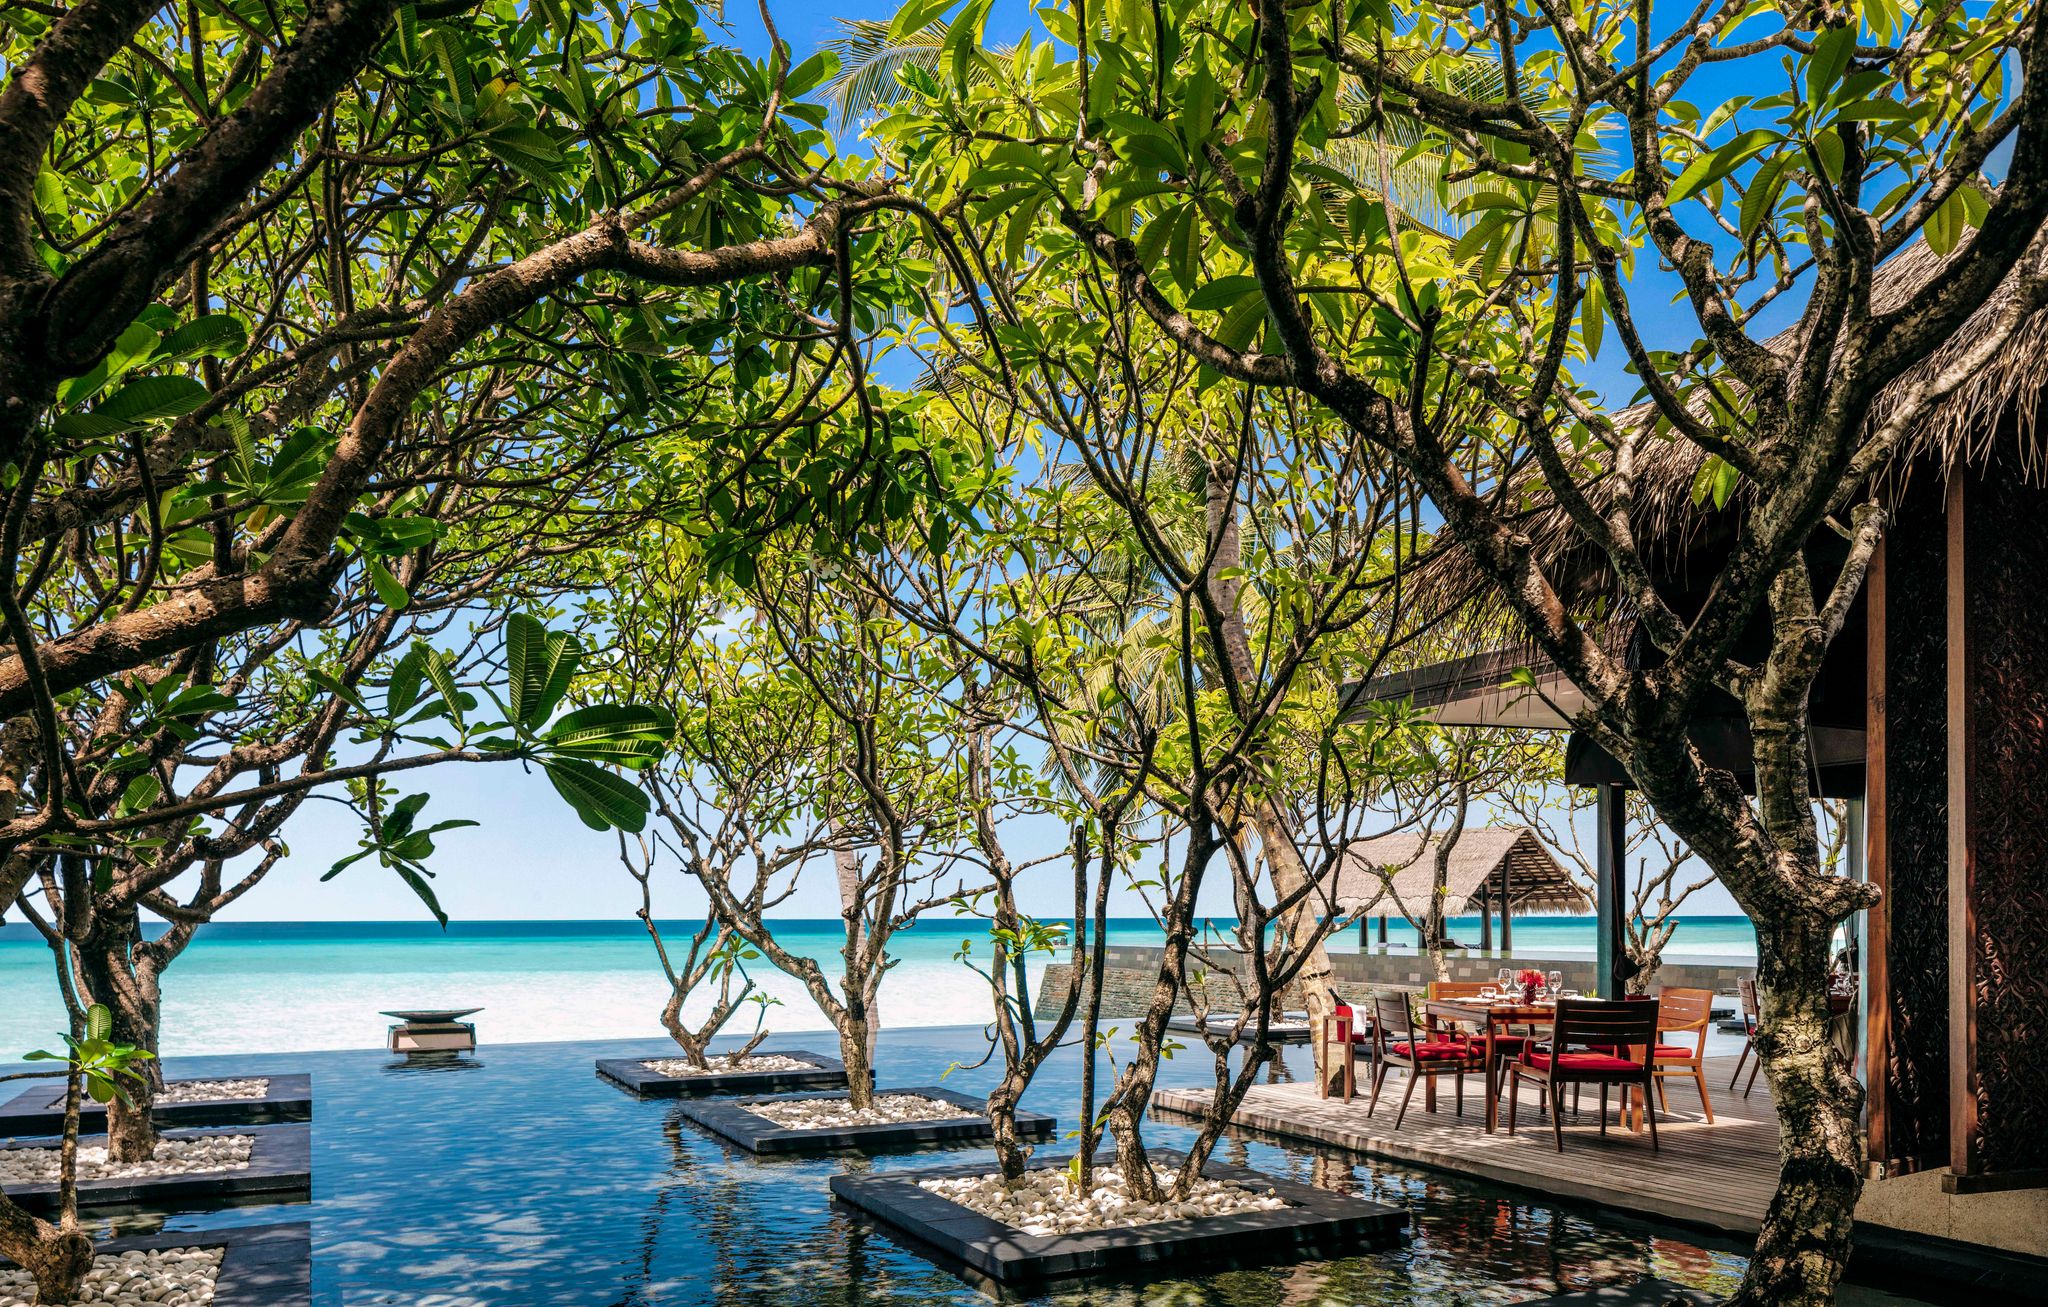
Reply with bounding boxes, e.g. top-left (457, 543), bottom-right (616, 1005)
top-left (0, 1223), bottom-right (315, 1307)
top-left (595, 1050), bottom-right (852, 1098)
top-left (0, 1123), bottom-right (312, 1213)
top-left (830, 1150), bottom-right (1406, 1285)
top-left (1511, 1280), bottom-right (1717, 1306)
top-left (0, 1074), bottom-right (312, 1137)
top-left (677, 1085), bottom-right (1051, 1155)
